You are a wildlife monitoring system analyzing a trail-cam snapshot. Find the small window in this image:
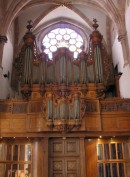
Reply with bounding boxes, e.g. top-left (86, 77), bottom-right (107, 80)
top-left (97, 140), bottom-right (130, 177)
